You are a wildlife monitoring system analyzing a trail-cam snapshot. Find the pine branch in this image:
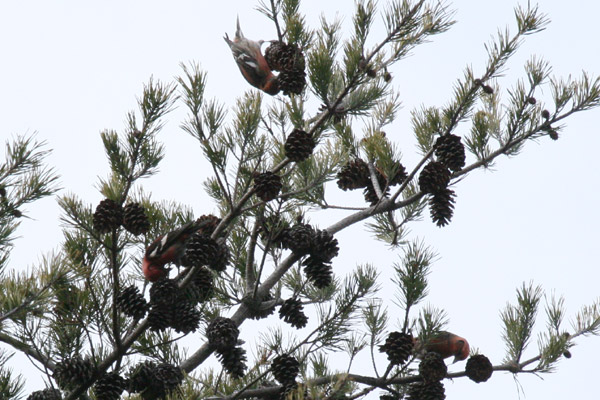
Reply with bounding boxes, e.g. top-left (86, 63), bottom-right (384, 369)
top-left (0, 276), bottom-right (57, 324)
top-left (209, 269), bottom-right (374, 400)
top-left (0, 332), bottom-right (54, 371)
